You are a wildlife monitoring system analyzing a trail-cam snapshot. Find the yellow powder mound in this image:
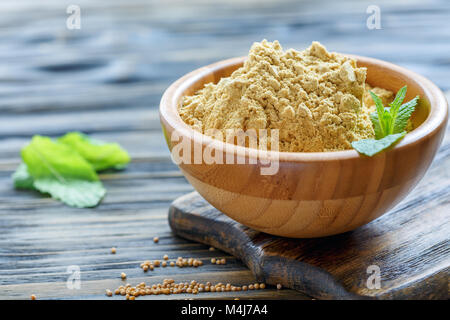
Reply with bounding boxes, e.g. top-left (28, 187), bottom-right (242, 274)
top-left (364, 83), bottom-right (394, 109)
top-left (180, 40), bottom-right (393, 152)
